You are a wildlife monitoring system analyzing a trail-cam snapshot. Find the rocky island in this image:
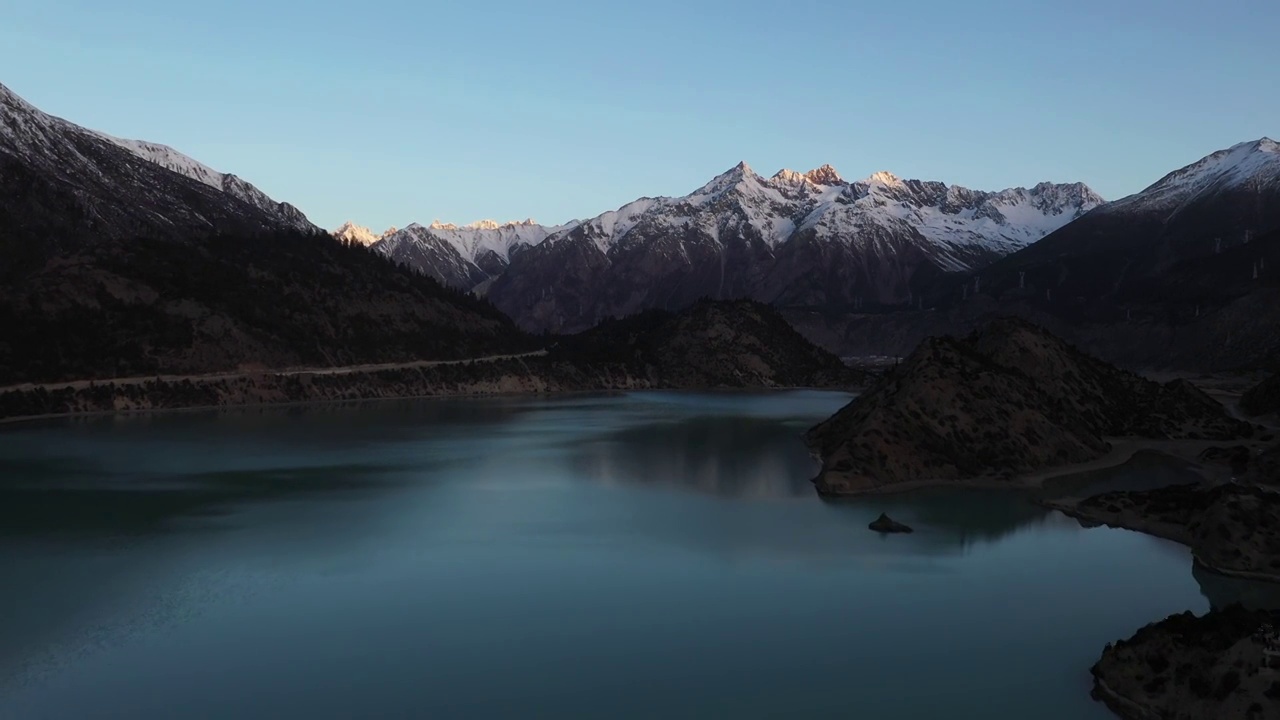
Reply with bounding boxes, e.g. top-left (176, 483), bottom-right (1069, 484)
top-left (868, 513), bottom-right (913, 534)
top-left (805, 318), bottom-right (1256, 496)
